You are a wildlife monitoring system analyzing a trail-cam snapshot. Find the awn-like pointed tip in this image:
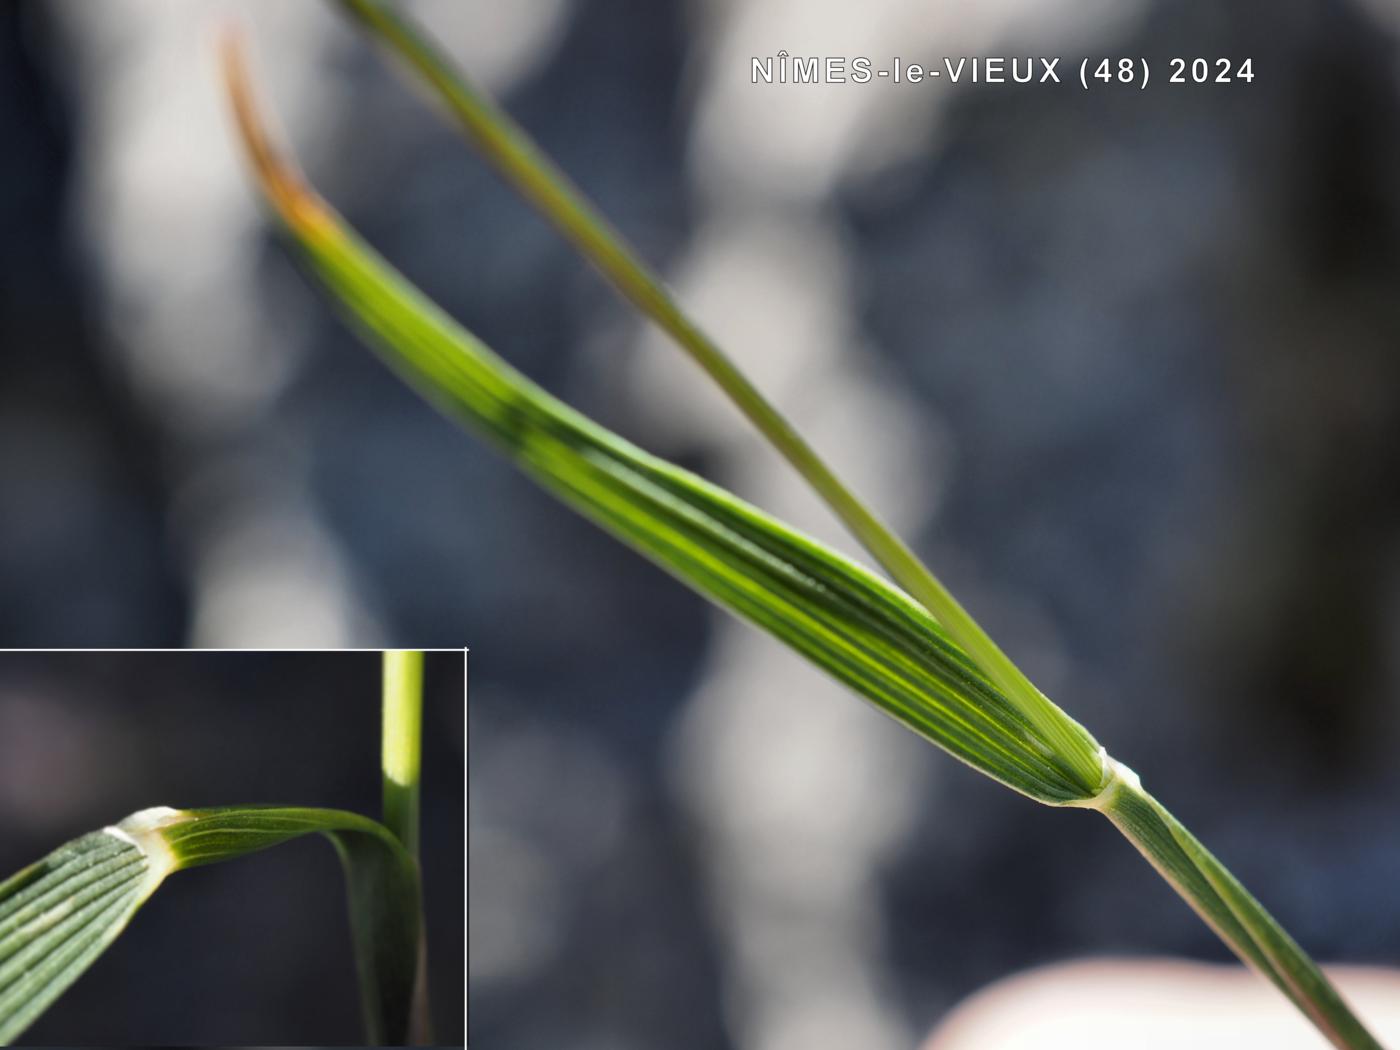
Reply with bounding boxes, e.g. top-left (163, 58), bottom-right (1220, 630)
top-left (219, 28), bottom-right (335, 237)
